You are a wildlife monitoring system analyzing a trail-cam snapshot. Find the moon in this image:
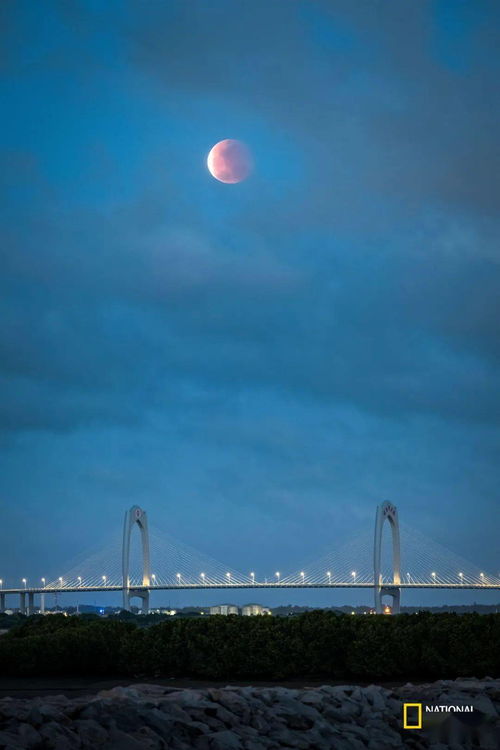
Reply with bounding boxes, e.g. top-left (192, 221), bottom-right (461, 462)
top-left (207, 139), bottom-right (252, 184)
